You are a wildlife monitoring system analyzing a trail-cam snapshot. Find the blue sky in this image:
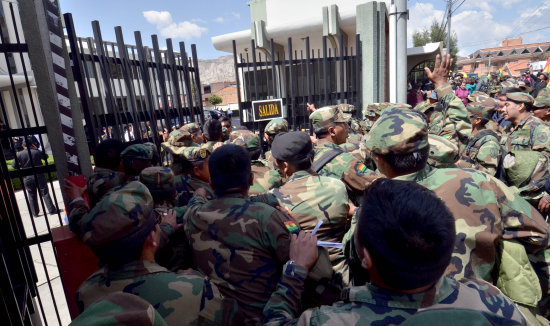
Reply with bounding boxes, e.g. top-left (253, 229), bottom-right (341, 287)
top-left (59, 0), bottom-right (550, 59)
